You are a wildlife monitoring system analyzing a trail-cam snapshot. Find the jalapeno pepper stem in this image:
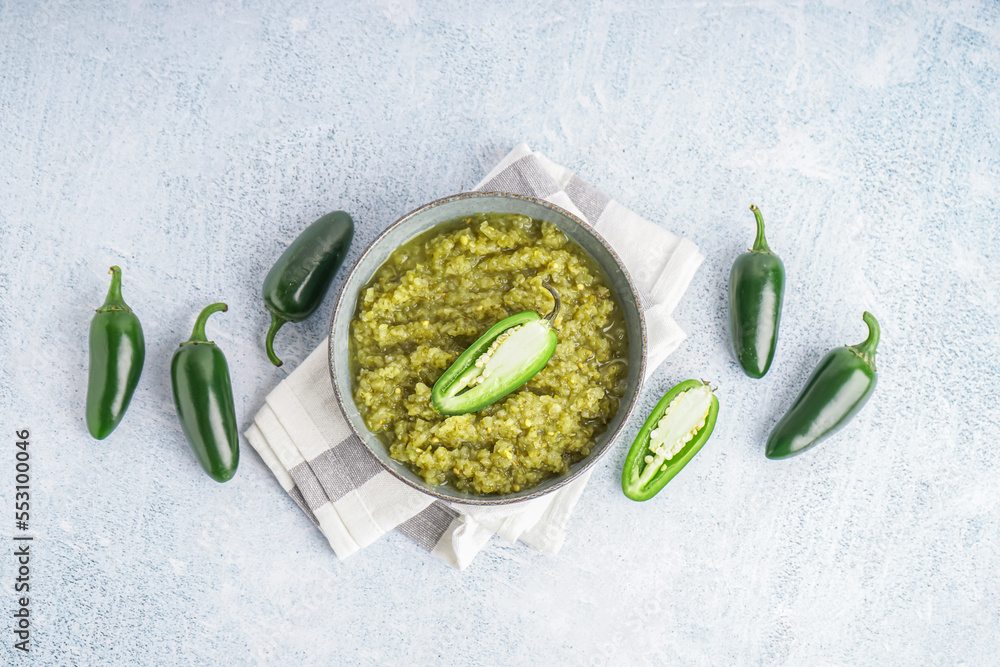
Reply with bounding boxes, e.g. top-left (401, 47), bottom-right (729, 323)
top-left (749, 205), bottom-right (773, 254)
top-left (264, 312), bottom-right (286, 367)
top-left (542, 282), bottom-right (561, 325)
top-left (182, 302), bottom-right (228, 346)
top-left (849, 311), bottom-right (880, 369)
top-left (97, 265), bottom-right (131, 312)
